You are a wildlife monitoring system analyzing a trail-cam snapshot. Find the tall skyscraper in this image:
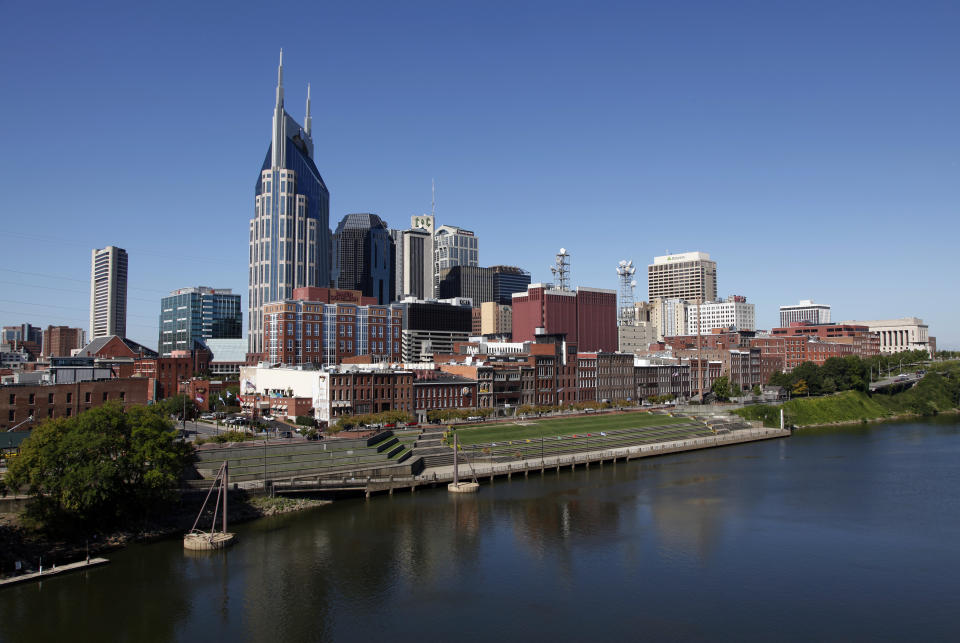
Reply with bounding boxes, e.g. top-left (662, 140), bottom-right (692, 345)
top-left (647, 251), bottom-right (717, 303)
top-left (158, 287), bottom-right (242, 356)
top-left (332, 213), bottom-right (393, 305)
top-left (434, 225), bottom-right (478, 296)
top-left (249, 52), bottom-right (331, 355)
top-left (391, 223), bottom-right (434, 300)
top-left (90, 245), bottom-right (128, 340)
